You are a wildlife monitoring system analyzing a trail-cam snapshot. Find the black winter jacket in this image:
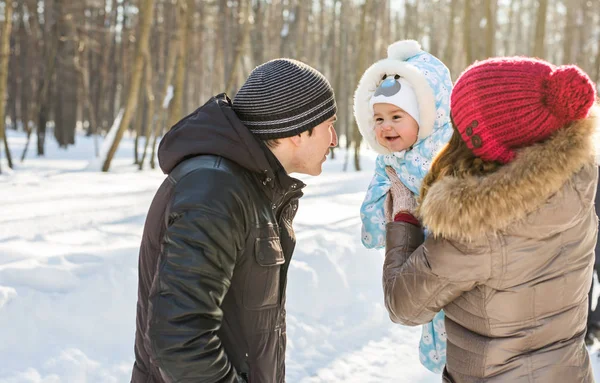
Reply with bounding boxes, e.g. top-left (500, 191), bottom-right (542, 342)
top-left (131, 94), bottom-right (304, 383)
